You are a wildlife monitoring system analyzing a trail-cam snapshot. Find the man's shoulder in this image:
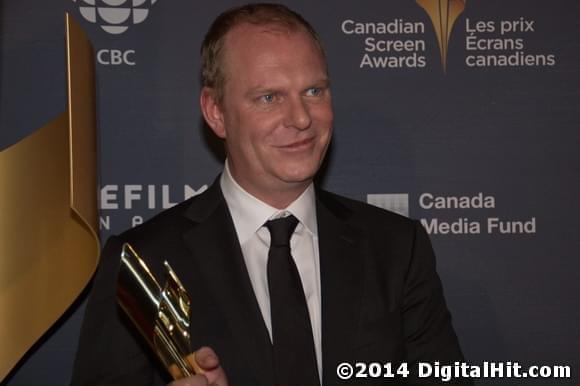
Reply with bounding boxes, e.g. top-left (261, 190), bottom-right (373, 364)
top-left (316, 189), bottom-right (429, 275)
top-left (316, 188), bottom-right (417, 235)
top-left (100, 186), bottom-right (221, 270)
top-left (116, 184), bottom-right (218, 242)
